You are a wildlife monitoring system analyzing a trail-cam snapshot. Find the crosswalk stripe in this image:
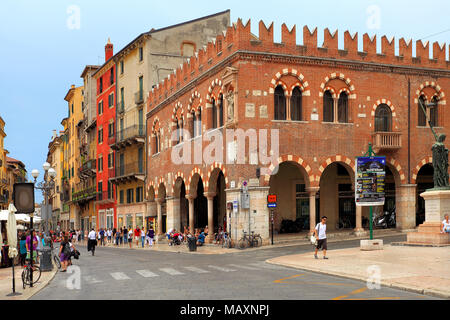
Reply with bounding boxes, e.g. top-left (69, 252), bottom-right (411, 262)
top-left (248, 262), bottom-right (286, 270)
top-left (228, 264), bottom-right (260, 271)
top-left (84, 276), bottom-right (103, 284)
top-left (110, 272), bottom-right (130, 280)
top-left (184, 266), bottom-right (210, 274)
top-left (136, 270), bottom-right (159, 278)
top-left (159, 268), bottom-right (184, 275)
top-left (207, 265), bottom-right (236, 272)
